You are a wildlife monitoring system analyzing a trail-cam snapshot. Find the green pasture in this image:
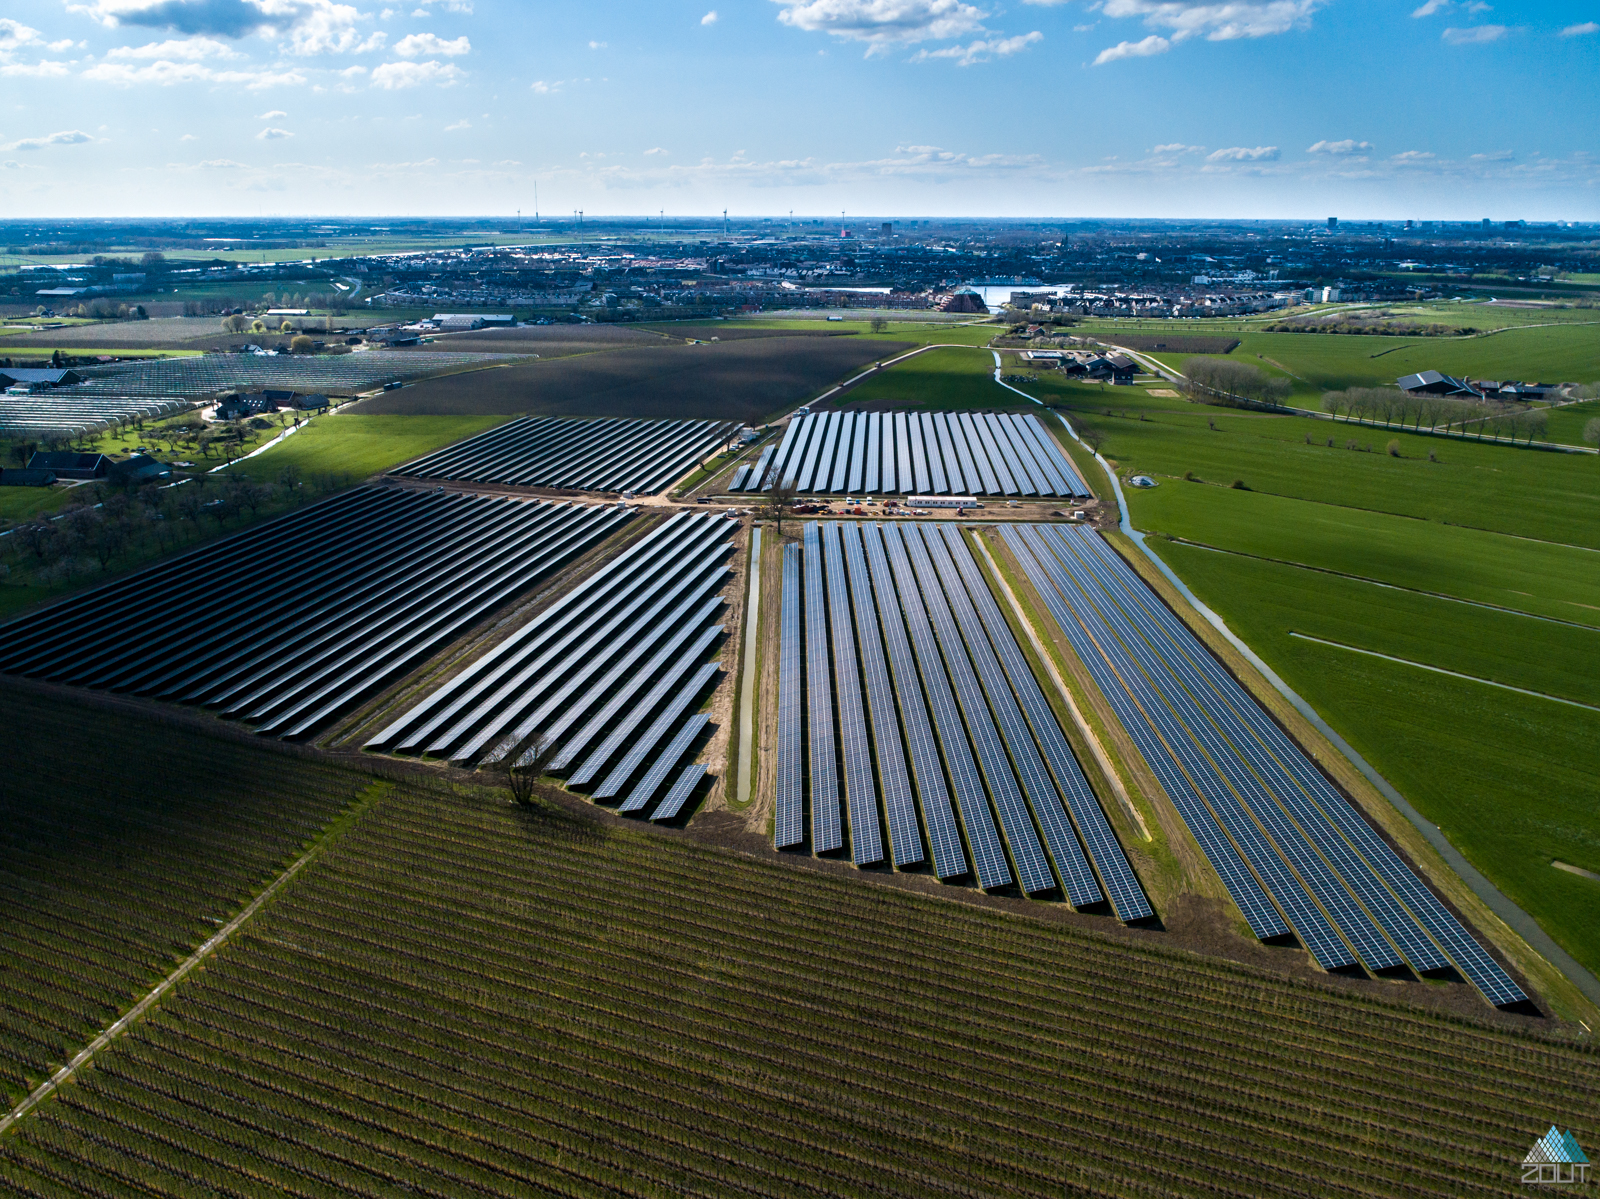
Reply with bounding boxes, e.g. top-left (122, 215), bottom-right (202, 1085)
top-left (837, 345), bottom-right (1033, 411)
top-left (232, 413), bottom-right (508, 482)
top-left (1544, 399), bottom-right (1600, 447)
top-left (1128, 483), bottom-right (1600, 628)
top-left (1025, 390), bottom-right (1600, 549)
top-left (1152, 542), bottom-right (1600, 977)
top-left (648, 318), bottom-right (1000, 348)
top-left (0, 486), bottom-right (74, 522)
